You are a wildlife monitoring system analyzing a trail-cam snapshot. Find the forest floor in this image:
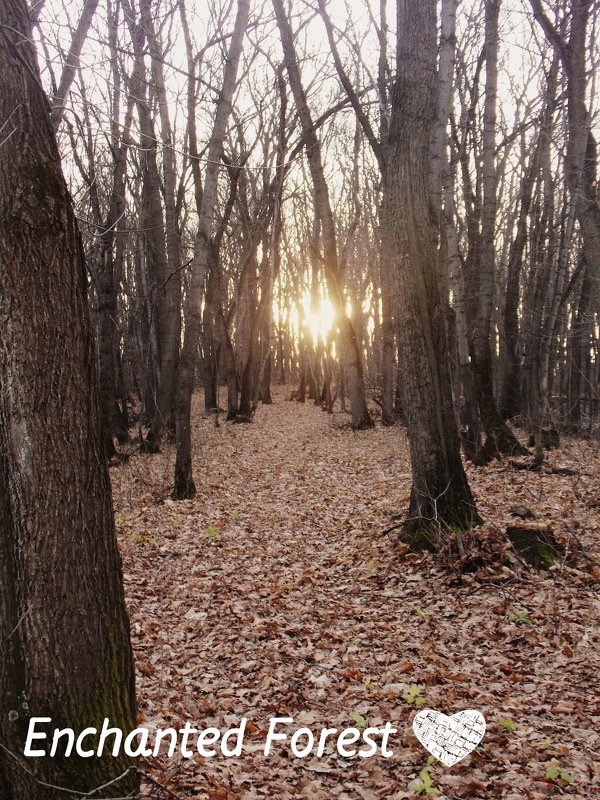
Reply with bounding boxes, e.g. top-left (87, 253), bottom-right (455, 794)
top-left (112, 389), bottom-right (600, 800)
